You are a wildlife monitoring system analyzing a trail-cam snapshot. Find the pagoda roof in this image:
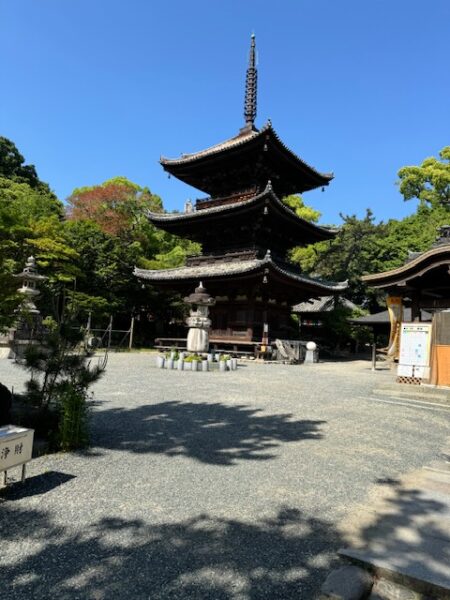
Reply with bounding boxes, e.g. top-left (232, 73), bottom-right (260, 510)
top-left (134, 251), bottom-right (347, 296)
top-left (362, 244), bottom-right (450, 289)
top-left (146, 182), bottom-right (335, 245)
top-left (160, 122), bottom-right (333, 196)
